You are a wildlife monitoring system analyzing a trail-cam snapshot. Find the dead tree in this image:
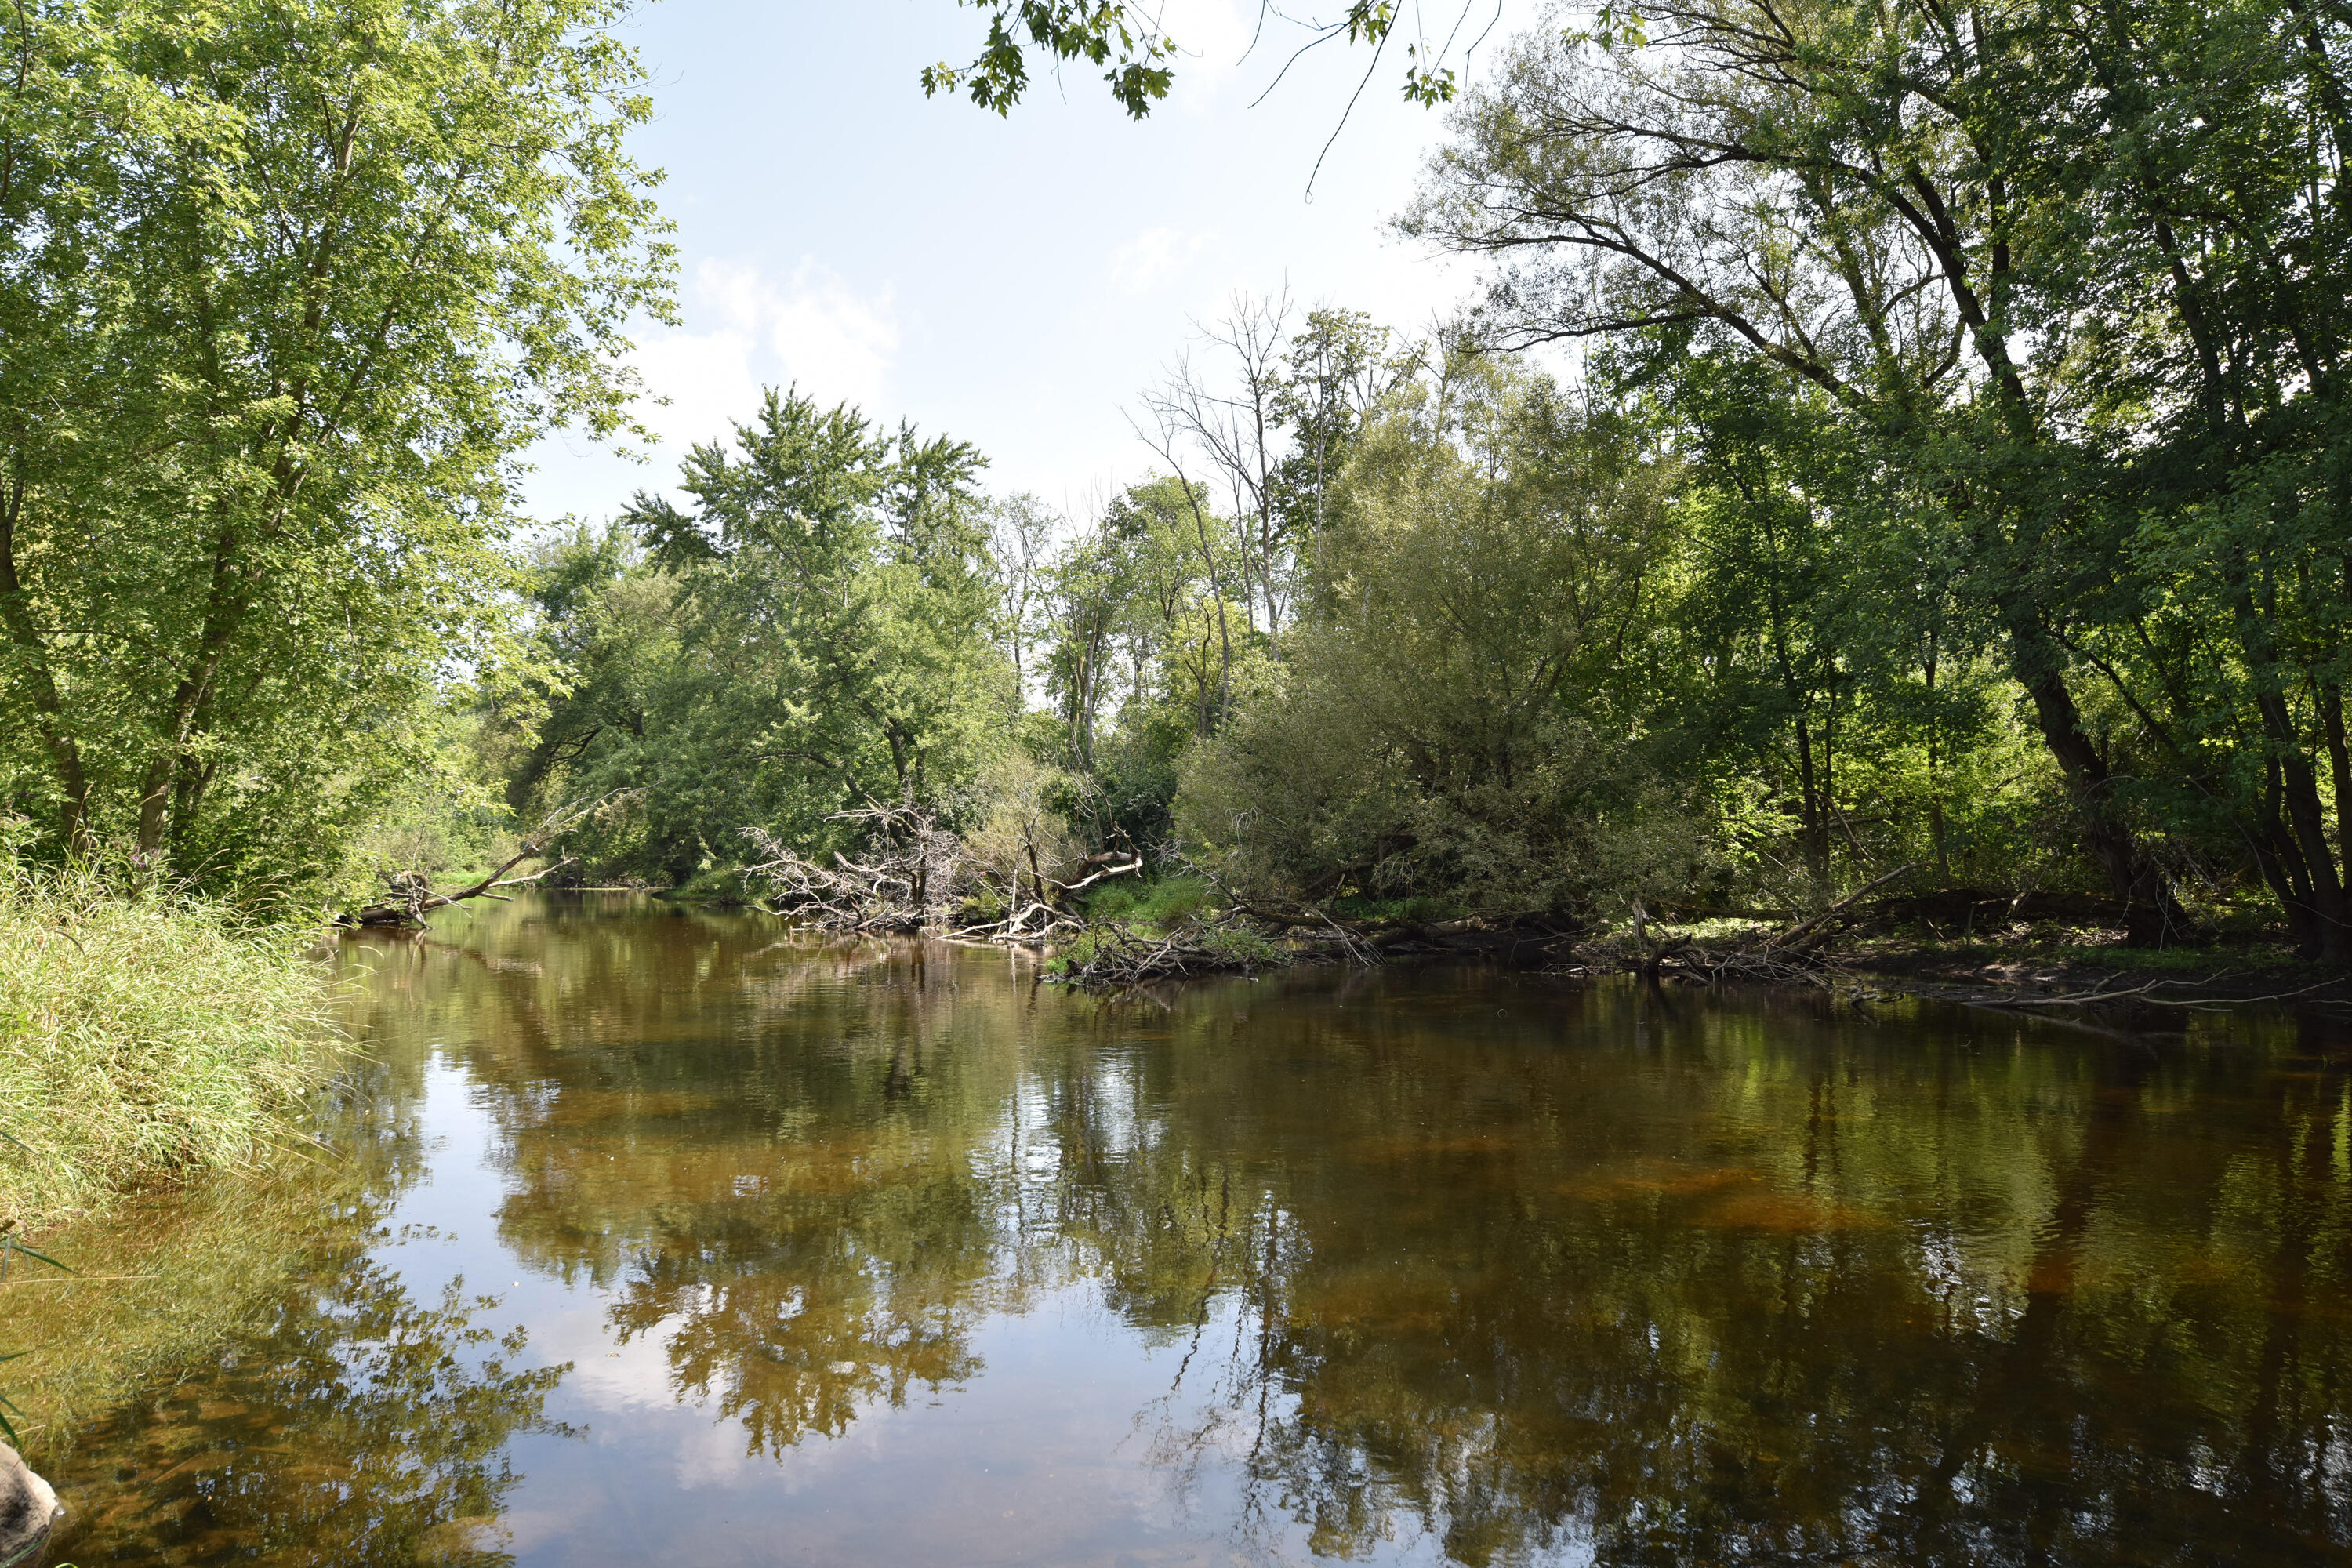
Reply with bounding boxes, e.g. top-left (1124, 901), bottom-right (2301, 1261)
top-left (742, 803), bottom-right (968, 934)
top-left (746, 804), bottom-right (1144, 940)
